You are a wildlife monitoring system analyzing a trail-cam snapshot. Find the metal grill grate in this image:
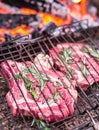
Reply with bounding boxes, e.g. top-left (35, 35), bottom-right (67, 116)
top-left (0, 21), bottom-right (99, 130)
